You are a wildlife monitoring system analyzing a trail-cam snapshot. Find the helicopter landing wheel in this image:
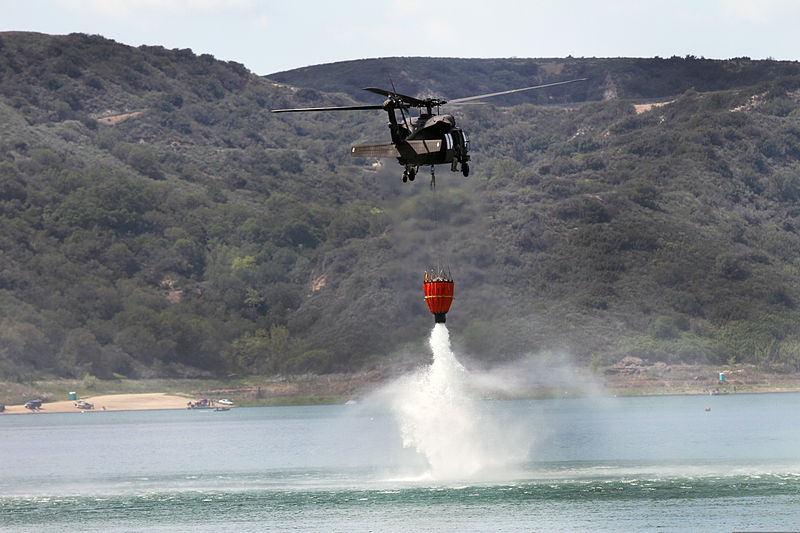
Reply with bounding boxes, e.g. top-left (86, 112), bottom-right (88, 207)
top-left (403, 165), bottom-right (417, 182)
top-left (462, 162), bottom-right (470, 177)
